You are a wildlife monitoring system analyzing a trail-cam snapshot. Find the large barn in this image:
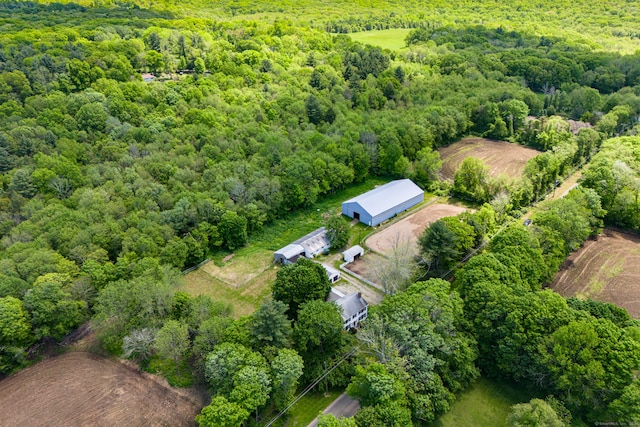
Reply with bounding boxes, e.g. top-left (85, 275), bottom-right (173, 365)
top-left (341, 179), bottom-right (424, 226)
